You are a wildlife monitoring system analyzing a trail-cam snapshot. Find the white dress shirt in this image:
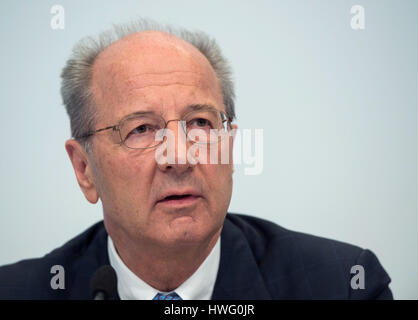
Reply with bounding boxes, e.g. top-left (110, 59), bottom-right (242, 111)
top-left (107, 235), bottom-right (221, 300)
